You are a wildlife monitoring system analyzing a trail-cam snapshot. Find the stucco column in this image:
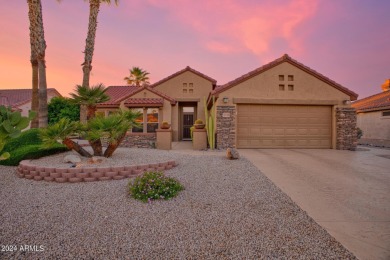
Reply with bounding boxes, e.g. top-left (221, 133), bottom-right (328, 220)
top-left (156, 129), bottom-right (172, 150)
top-left (193, 129), bottom-right (207, 150)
